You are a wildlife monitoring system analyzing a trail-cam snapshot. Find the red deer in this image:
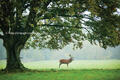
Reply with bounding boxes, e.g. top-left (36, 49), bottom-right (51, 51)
top-left (59, 54), bottom-right (73, 68)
